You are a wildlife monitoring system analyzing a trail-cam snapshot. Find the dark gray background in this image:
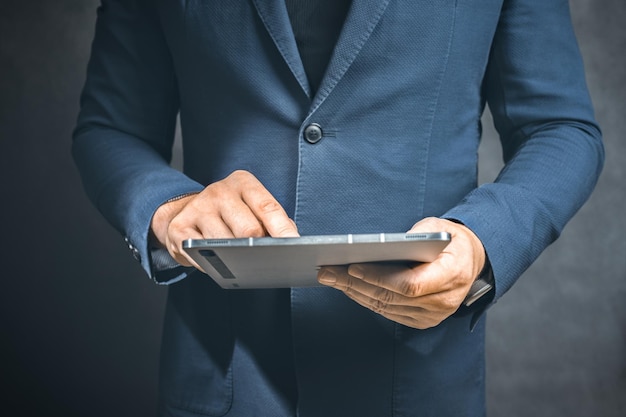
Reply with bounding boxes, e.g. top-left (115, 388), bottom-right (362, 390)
top-left (0, 1), bottom-right (624, 416)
